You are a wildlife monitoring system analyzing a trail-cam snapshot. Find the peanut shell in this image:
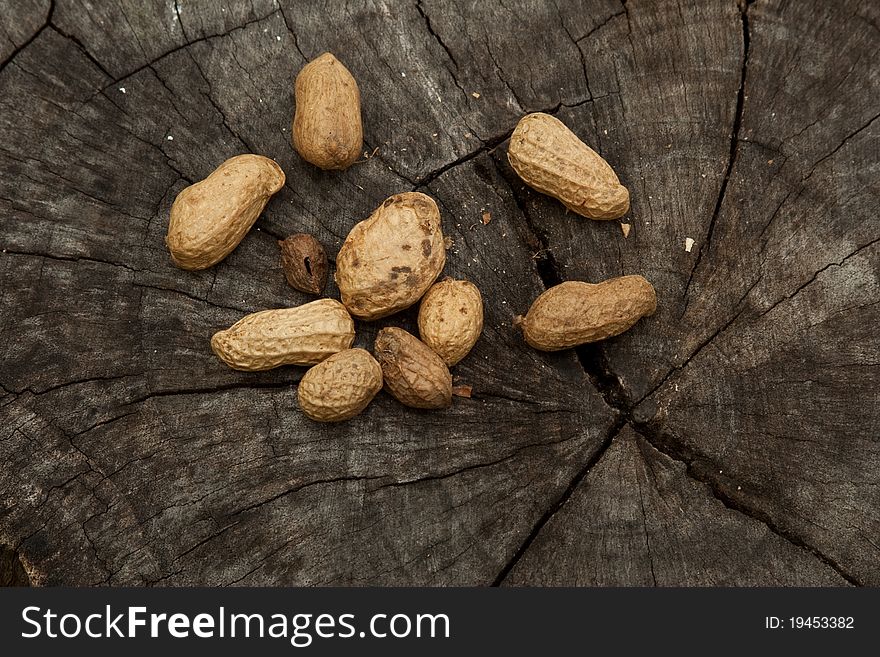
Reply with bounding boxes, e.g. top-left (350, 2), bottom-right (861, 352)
top-left (336, 192), bottom-right (446, 321)
top-left (508, 112), bottom-right (629, 220)
top-left (374, 327), bottom-right (452, 409)
top-left (279, 233), bottom-right (328, 295)
top-left (417, 278), bottom-right (483, 366)
top-left (298, 349), bottom-right (383, 422)
top-left (211, 299), bottom-right (355, 371)
top-left (166, 154), bottom-right (285, 270)
top-left (521, 276), bottom-right (657, 350)
top-left (293, 52), bottom-right (362, 170)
